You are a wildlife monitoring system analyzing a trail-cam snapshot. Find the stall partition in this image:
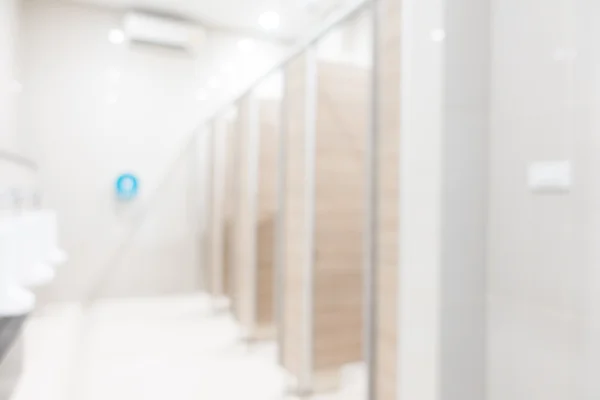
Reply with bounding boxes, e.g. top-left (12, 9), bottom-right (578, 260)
top-left (228, 87), bottom-right (282, 340)
top-left (254, 97), bottom-right (281, 339)
top-left (280, 53), bottom-right (311, 388)
top-left (202, 126), bottom-right (214, 296)
top-left (207, 119), bottom-right (228, 302)
top-left (313, 59), bottom-right (368, 386)
top-left (279, 30), bottom-right (370, 390)
top-left (222, 111), bottom-right (239, 304)
top-left (203, 0), bottom-right (378, 395)
top-left (231, 98), bottom-right (253, 328)
top-left (374, 0), bottom-right (401, 398)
